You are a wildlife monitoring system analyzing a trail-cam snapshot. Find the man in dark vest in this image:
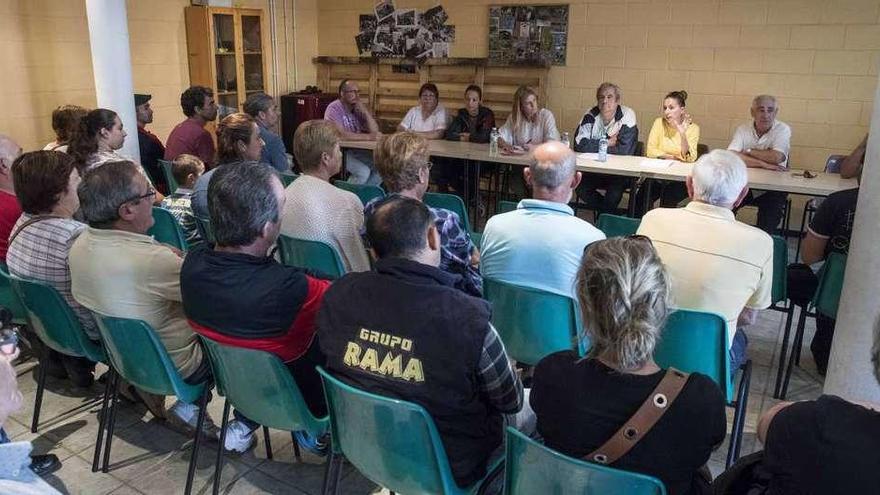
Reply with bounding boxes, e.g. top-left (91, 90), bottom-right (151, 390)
top-left (317, 195), bottom-right (524, 489)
